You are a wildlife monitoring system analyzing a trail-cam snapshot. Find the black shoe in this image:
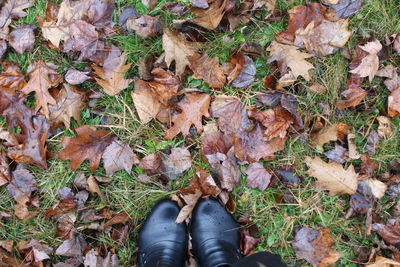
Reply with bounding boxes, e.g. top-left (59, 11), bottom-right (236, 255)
top-left (190, 197), bottom-right (242, 267)
top-left (138, 198), bottom-right (188, 267)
